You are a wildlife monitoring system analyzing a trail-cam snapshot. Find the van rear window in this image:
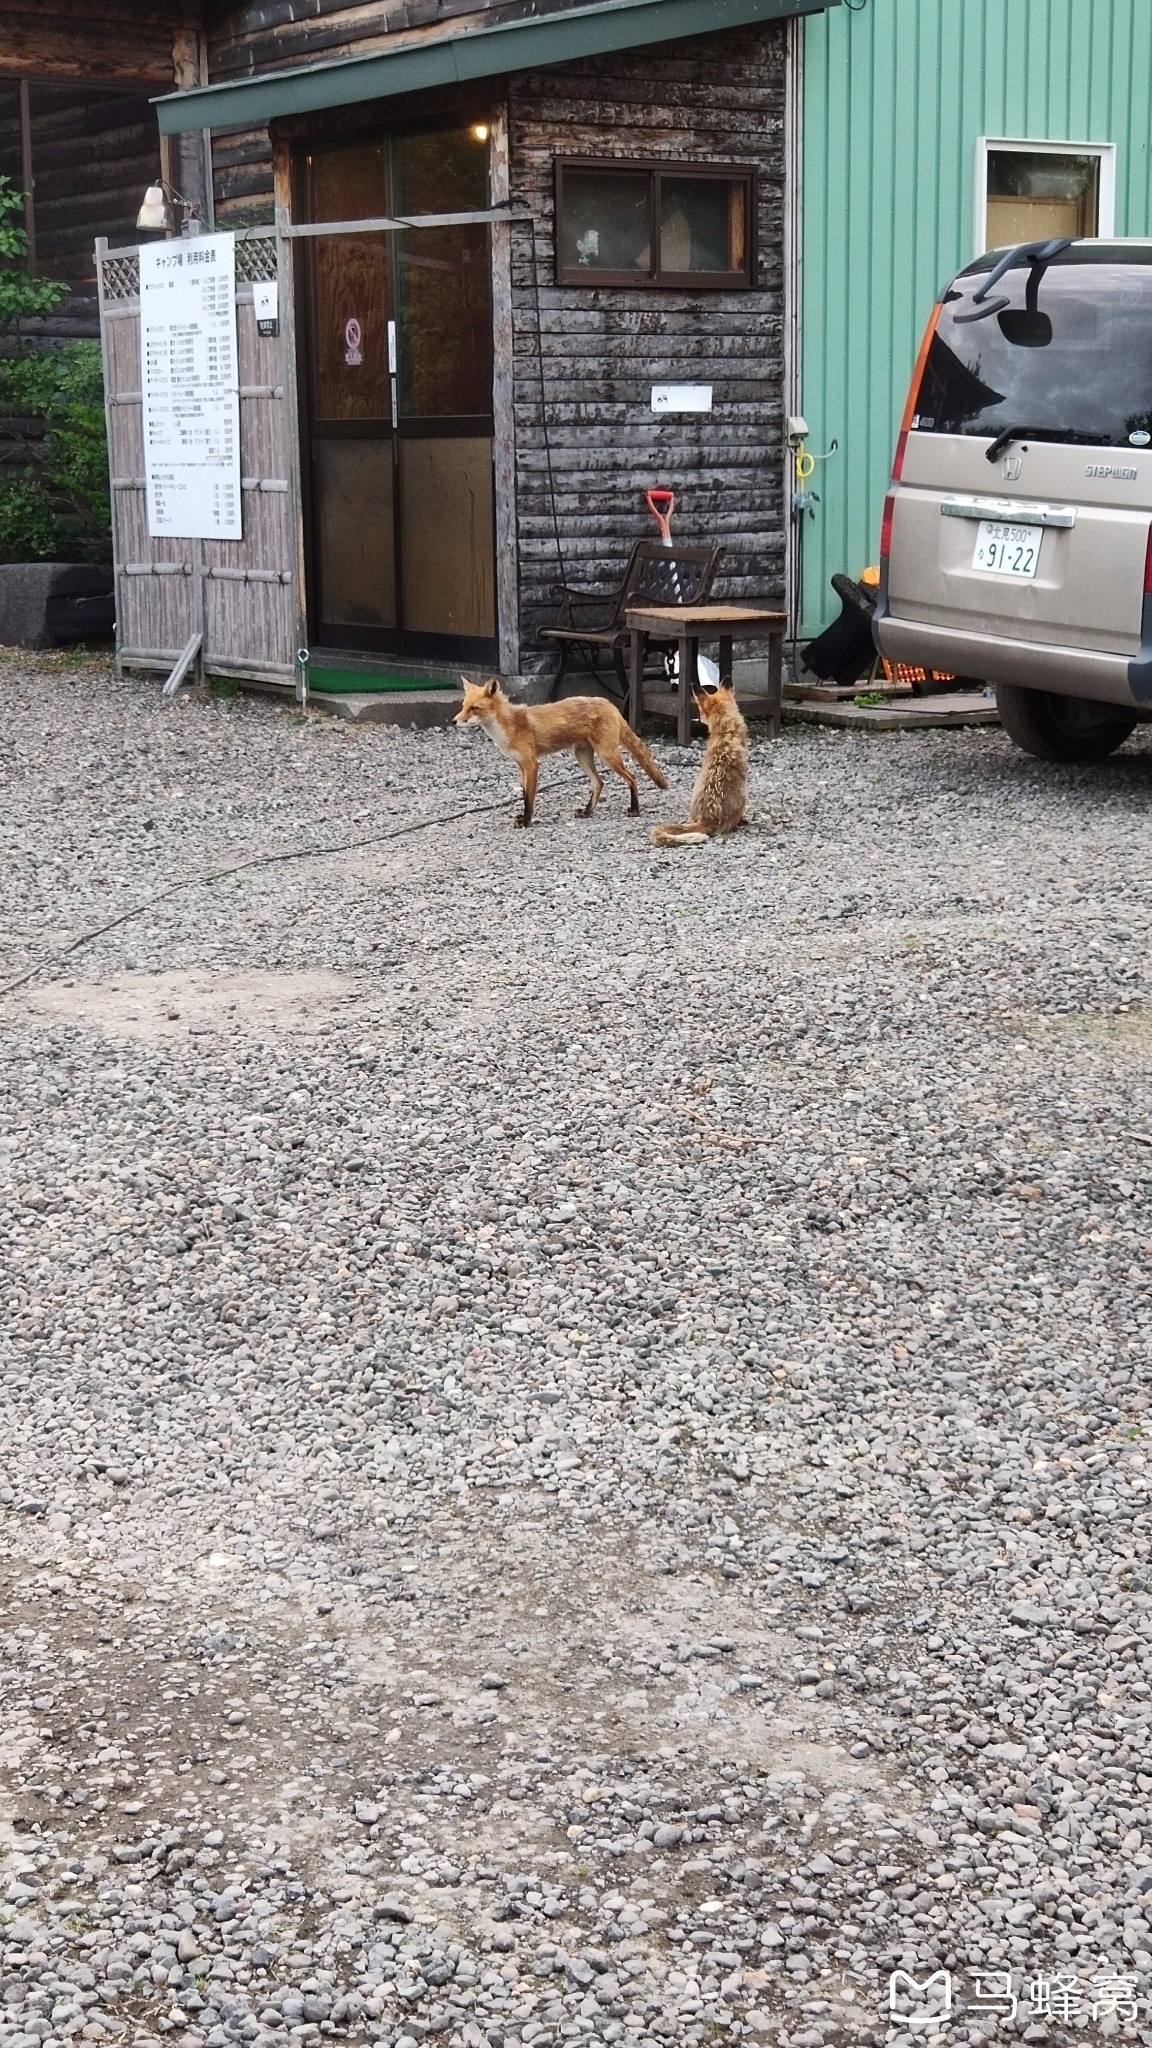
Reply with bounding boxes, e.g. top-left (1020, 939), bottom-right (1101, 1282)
top-left (914, 249), bottom-right (1152, 449)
